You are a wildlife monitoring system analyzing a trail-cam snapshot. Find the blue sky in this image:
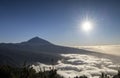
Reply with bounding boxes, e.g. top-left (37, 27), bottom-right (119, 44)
top-left (0, 0), bottom-right (120, 46)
